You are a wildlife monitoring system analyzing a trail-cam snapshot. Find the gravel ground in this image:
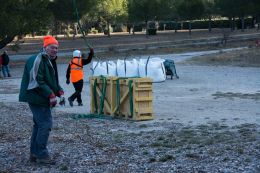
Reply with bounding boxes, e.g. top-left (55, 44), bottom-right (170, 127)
top-left (0, 47), bottom-right (260, 172)
top-left (0, 102), bottom-right (259, 172)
